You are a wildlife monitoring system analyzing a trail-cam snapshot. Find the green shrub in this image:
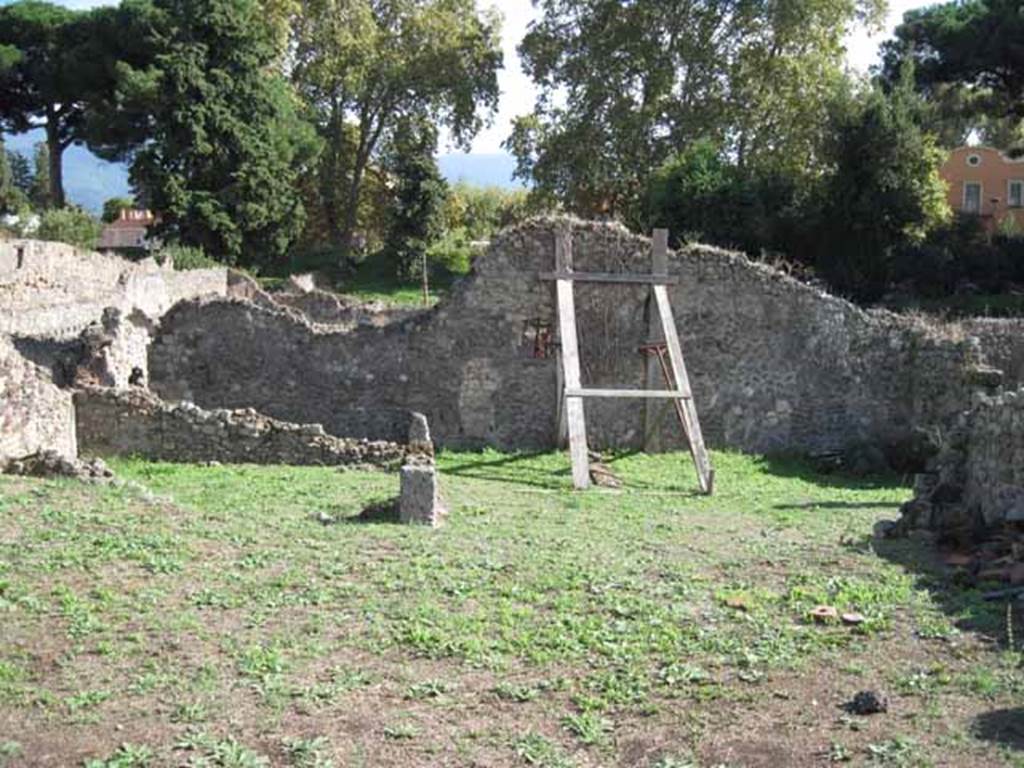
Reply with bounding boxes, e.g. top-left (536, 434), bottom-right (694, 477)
top-left (426, 227), bottom-right (475, 275)
top-left (101, 197), bottom-right (135, 223)
top-left (36, 207), bottom-right (102, 250)
top-left (157, 244), bottom-right (221, 270)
